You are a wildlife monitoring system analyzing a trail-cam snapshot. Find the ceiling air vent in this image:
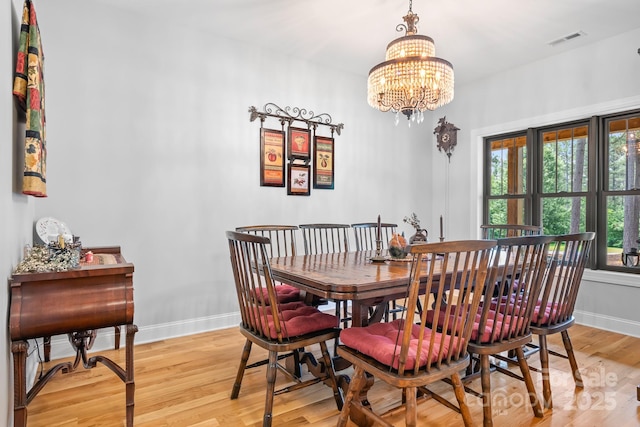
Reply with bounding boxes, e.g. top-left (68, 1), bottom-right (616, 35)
top-left (548, 31), bottom-right (586, 47)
